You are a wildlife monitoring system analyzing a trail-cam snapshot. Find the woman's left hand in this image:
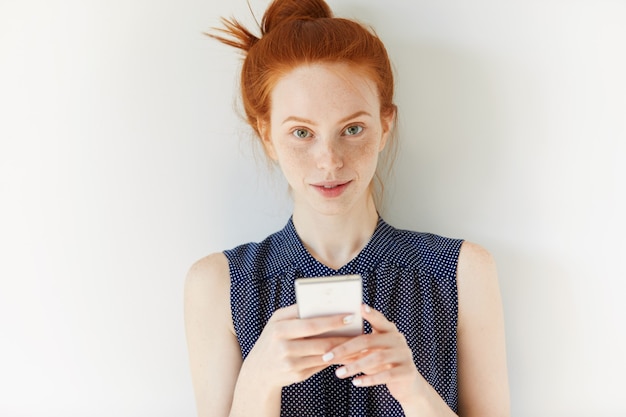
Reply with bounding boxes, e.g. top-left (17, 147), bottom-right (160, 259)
top-left (322, 304), bottom-right (425, 406)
